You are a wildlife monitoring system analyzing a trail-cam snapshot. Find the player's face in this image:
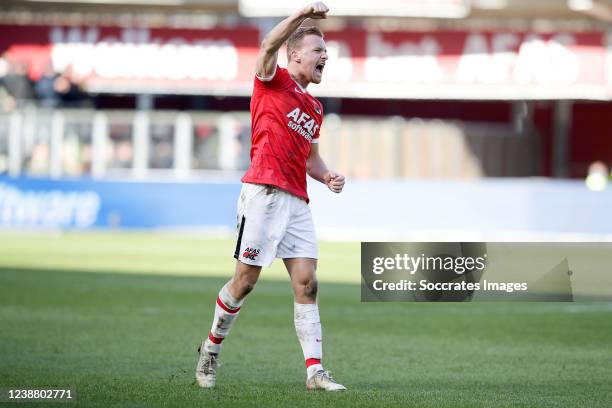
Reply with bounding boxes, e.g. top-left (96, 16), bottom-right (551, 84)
top-left (297, 35), bottom-right (328, 84)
